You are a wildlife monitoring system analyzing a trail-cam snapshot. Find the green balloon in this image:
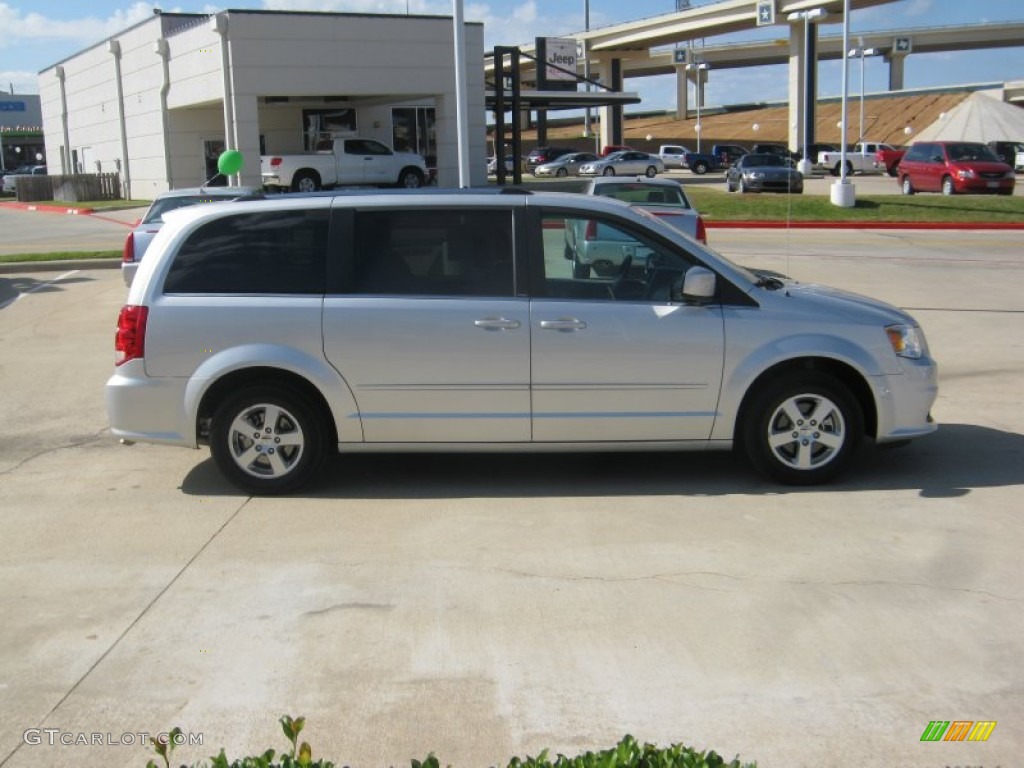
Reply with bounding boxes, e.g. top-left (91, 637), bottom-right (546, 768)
top-left (217, 150), bottom-right (244, 176)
